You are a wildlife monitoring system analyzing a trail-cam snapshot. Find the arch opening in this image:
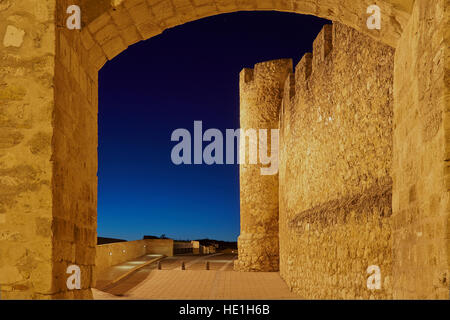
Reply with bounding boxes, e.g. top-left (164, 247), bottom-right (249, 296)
top-left (2, 0), bottom-right (449, 301)
top-left (56, 1), bottom-right (403, 298)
